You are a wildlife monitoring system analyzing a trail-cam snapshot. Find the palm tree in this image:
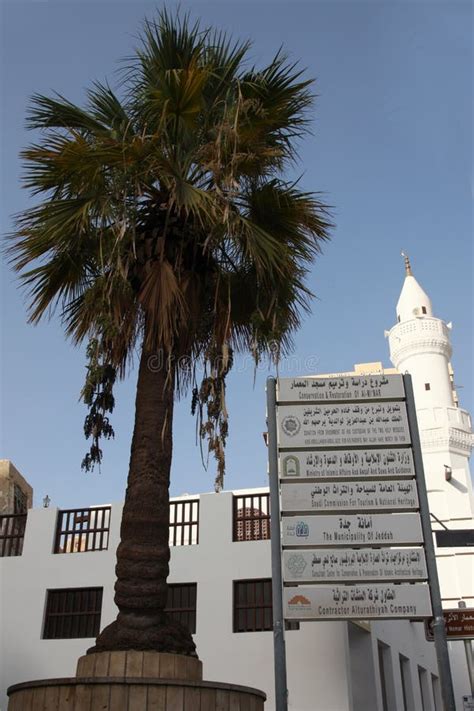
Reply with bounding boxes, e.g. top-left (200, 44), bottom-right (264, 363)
top-left (9, 10), bottom-right (331, 656)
